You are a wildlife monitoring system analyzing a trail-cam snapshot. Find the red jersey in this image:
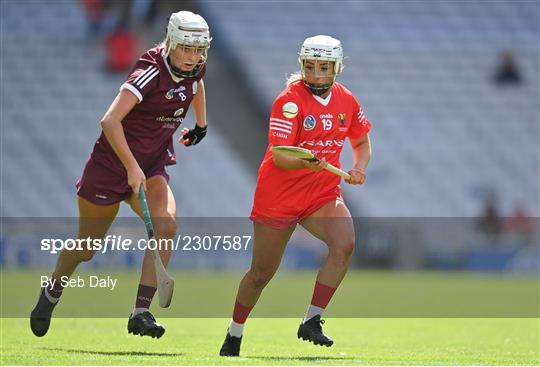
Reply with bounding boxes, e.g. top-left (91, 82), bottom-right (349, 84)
top-left (90, 46), bottom-right (206, 174)
top-left (251, 80), bottom-right (371, 223)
